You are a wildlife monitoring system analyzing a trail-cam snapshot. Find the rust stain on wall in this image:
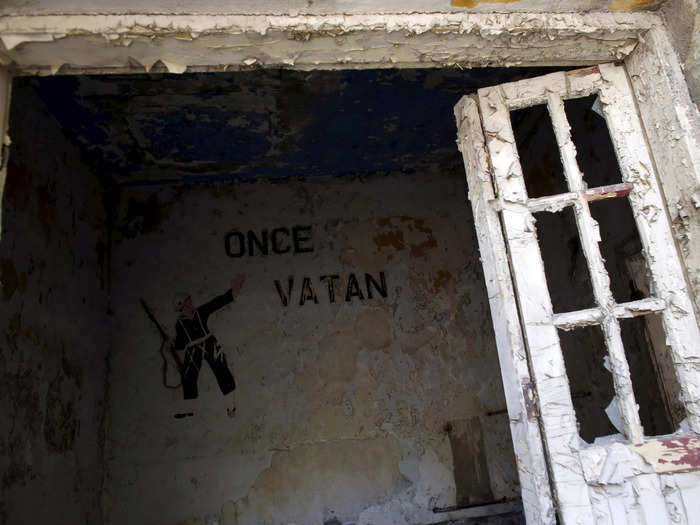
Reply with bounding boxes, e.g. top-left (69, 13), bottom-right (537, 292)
top-left (373, 227), bottom-right (405, 253)
top-left (0, 259), bottom-right (26, 300)
top-left (450, 0), bottom-right (521, 7)
top-left (373, 216), bottom-right (437, 259)
top-left (432, 270), bottom-right (452, 293)
top-left (608, 0), bottom-right (659, 10)
top-left (405, 217), bottom-right (437, 258)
